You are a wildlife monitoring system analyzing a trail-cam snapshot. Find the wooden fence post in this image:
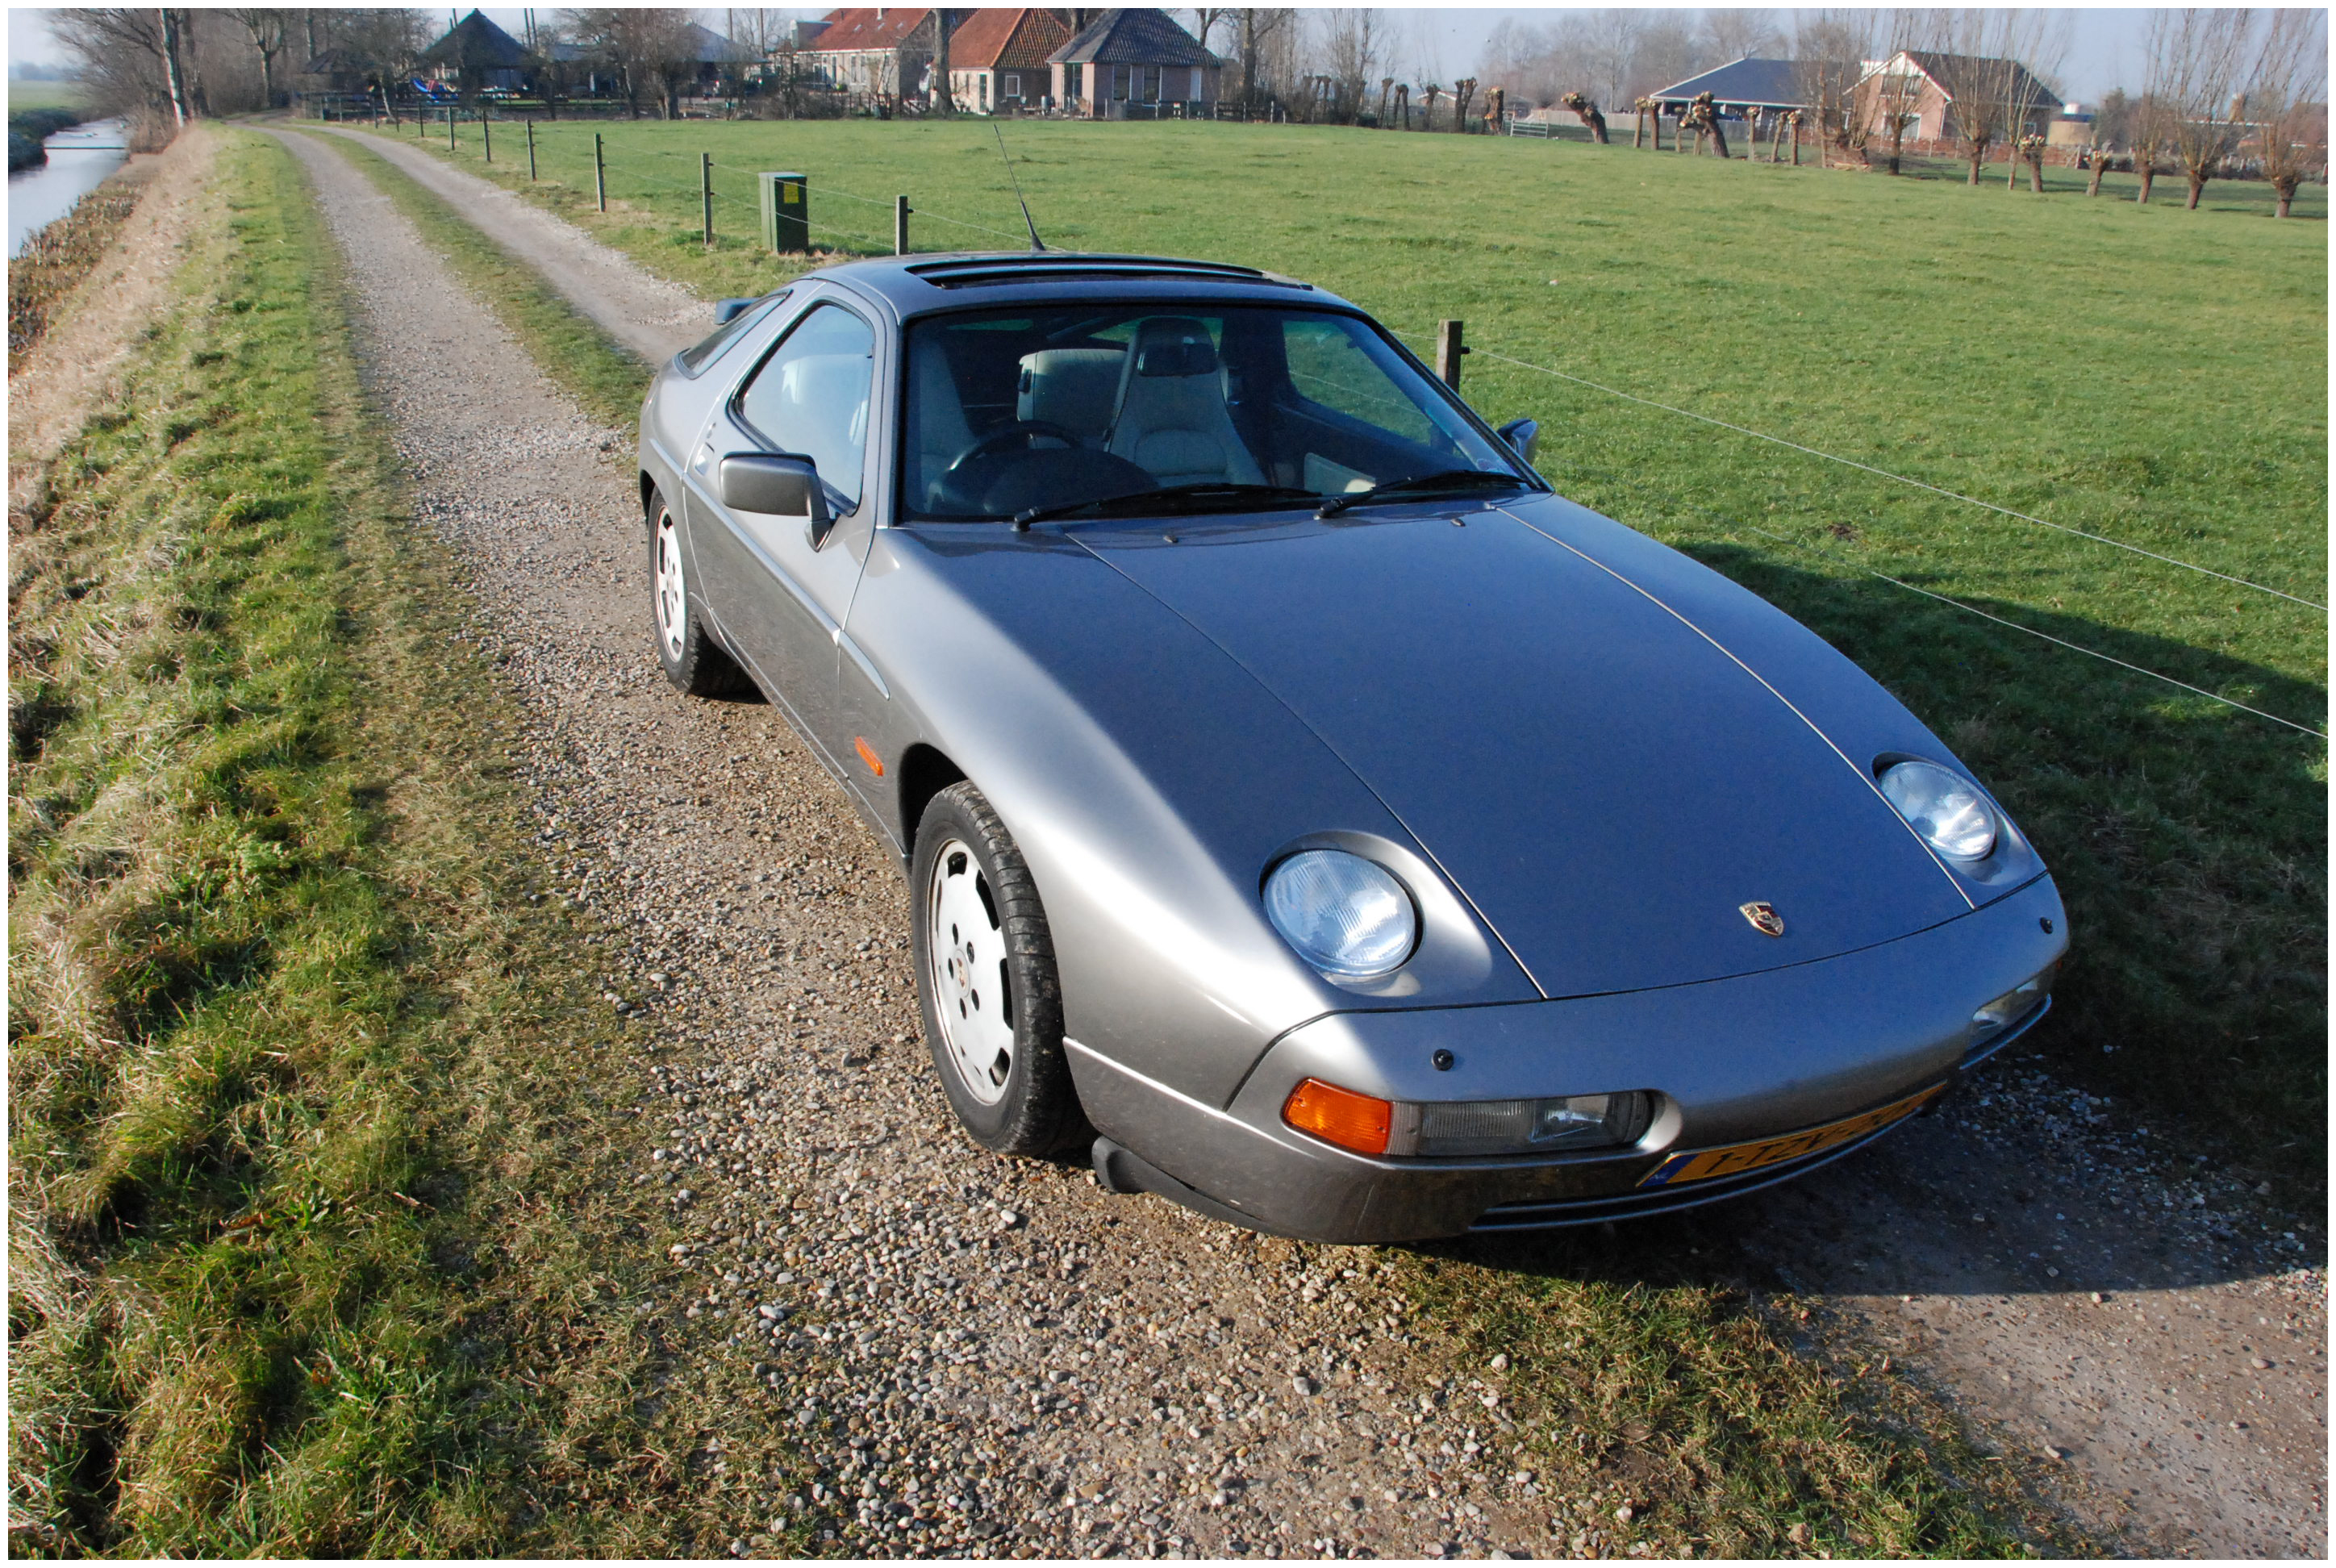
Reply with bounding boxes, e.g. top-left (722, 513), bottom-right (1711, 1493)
top-left (701, 152), bottom-right (714, 248)
top-left (1435, 319), bottom-right (1466, 390)
top-left (895, 194), bottom-right (911, 255)
top-left (527, 118), bottom-right (536, 181)
top-left (482, 111), bottom-right (492, 164)
top-left (594, 131), bottom-right (607, 212)
top-left (447, 105), bottom-right (456, 152)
